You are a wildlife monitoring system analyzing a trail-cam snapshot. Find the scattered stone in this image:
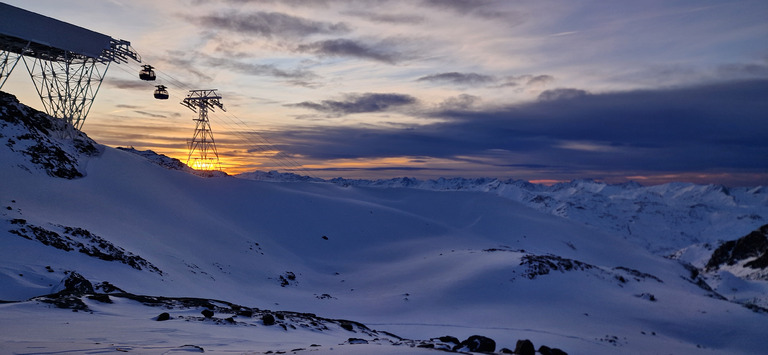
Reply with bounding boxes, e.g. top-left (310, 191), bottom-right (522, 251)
top-left (201, 309), bottom-right (214, 318)
top-left (156, 312), bottom-right (171, 321)
top-left (348, 338), bottom-right (368, 344)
